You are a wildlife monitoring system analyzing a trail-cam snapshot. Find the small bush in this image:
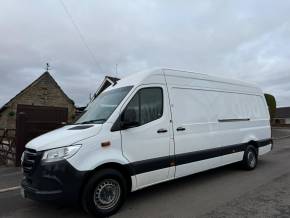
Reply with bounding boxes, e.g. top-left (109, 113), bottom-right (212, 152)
top-left (264, 93), bottom-right (276, 120)
top-left (8, 111), bottom-right (15, 117)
